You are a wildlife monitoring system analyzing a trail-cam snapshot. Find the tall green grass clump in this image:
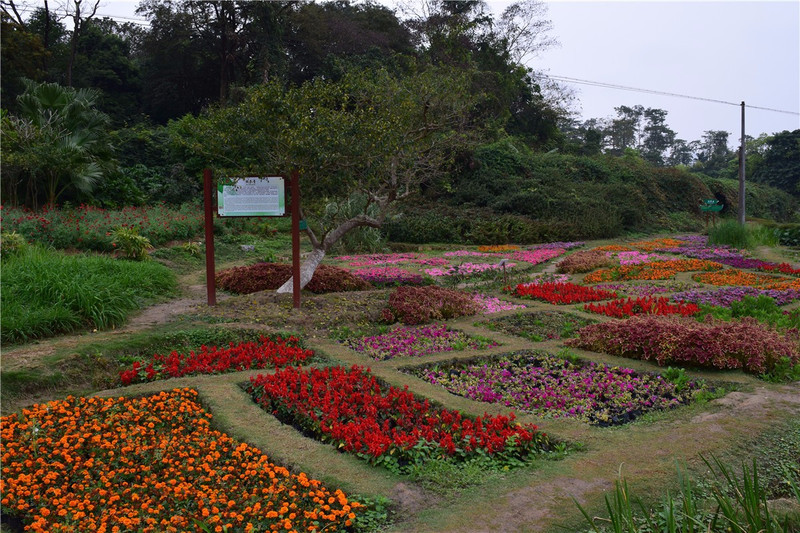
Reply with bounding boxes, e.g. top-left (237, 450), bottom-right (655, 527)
top-left (1, 246), bottom-right (176, 344)
top-left (576, 455), bottom-right (800, 532)
top-left (709, 220), bottom-right (780, 249)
